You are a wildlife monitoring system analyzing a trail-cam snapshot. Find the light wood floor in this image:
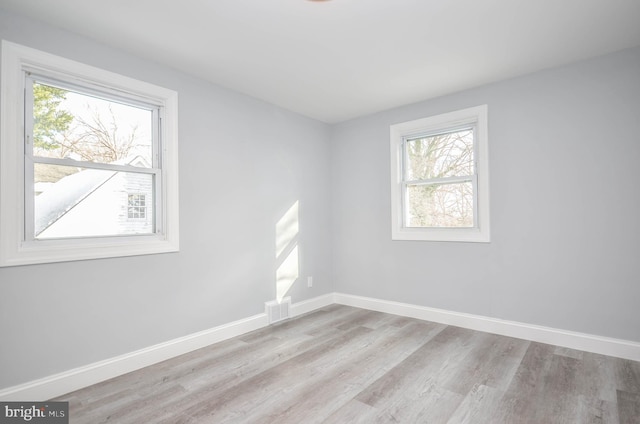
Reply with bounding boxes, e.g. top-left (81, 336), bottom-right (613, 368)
top-left (55, 305), bottom-right (640, 423)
